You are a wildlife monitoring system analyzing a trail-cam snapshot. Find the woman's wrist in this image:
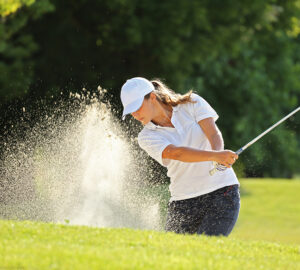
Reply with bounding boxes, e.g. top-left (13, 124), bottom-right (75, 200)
top-left (206, 150), bottom-right (220, 162)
